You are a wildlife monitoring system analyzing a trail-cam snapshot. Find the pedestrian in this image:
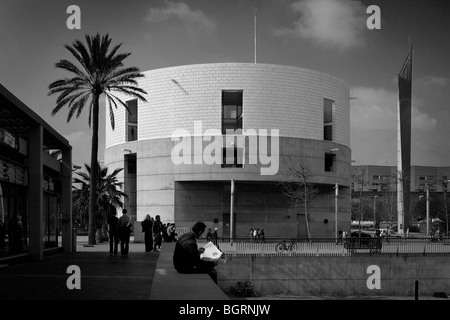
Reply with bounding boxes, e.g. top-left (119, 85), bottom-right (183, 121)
top-left (206, 228), bottom-right (213, 243)
top-left (336, 229), bottom-right (343, 245)
top-left (213, 227), bottom-right (219, 249)
top-left (173, 221), bottom-right (219, 283)
top-left (152, 215), bottom-right (163, 252)
top-left (386, 226), bottom-right (390, 244)
top-left (253, 228), bottom-right (257, 241)
top-left (256, 228), bottom-right (261, 242)
top-left (166, 223), bottom-right (177, 242)
top-left (141, 214), bottom-right (153, 252)
top-left (118, 209), bottom-right (132, 257)
top-left (259, 229), bottom-right (265, 243)
top-left (107, 211), bottom-right (119, 256)
top-left (249, 228), bottom-right (254, 241)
